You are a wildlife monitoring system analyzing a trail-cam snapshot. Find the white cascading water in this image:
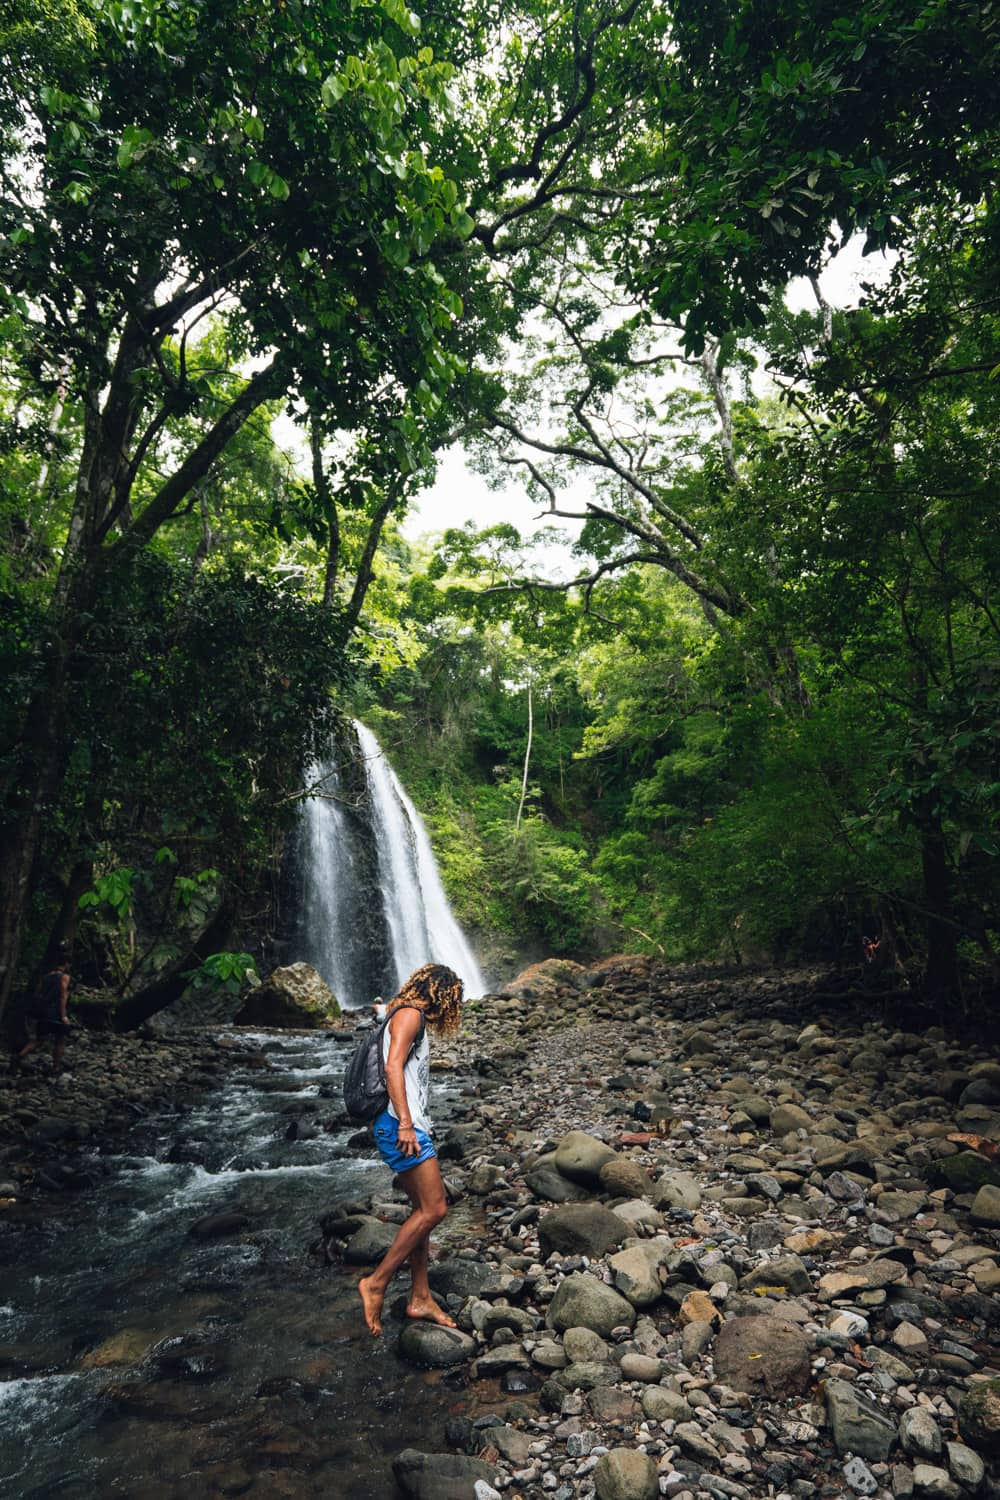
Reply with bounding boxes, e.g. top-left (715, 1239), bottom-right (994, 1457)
top-left (299, 756), bottom-right (369, 1008)
top-left (298, 722), bottom-right (485, 1006)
